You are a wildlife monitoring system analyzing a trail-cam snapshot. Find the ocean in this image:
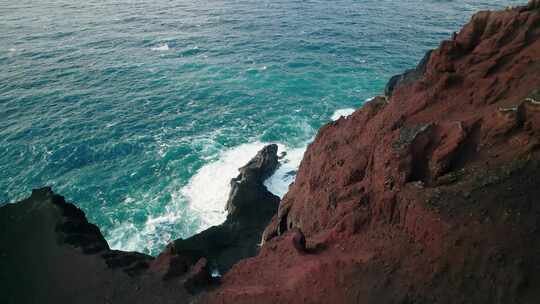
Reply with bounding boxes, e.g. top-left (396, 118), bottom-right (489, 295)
top-left (0, 0), bottom-right (521, 255)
